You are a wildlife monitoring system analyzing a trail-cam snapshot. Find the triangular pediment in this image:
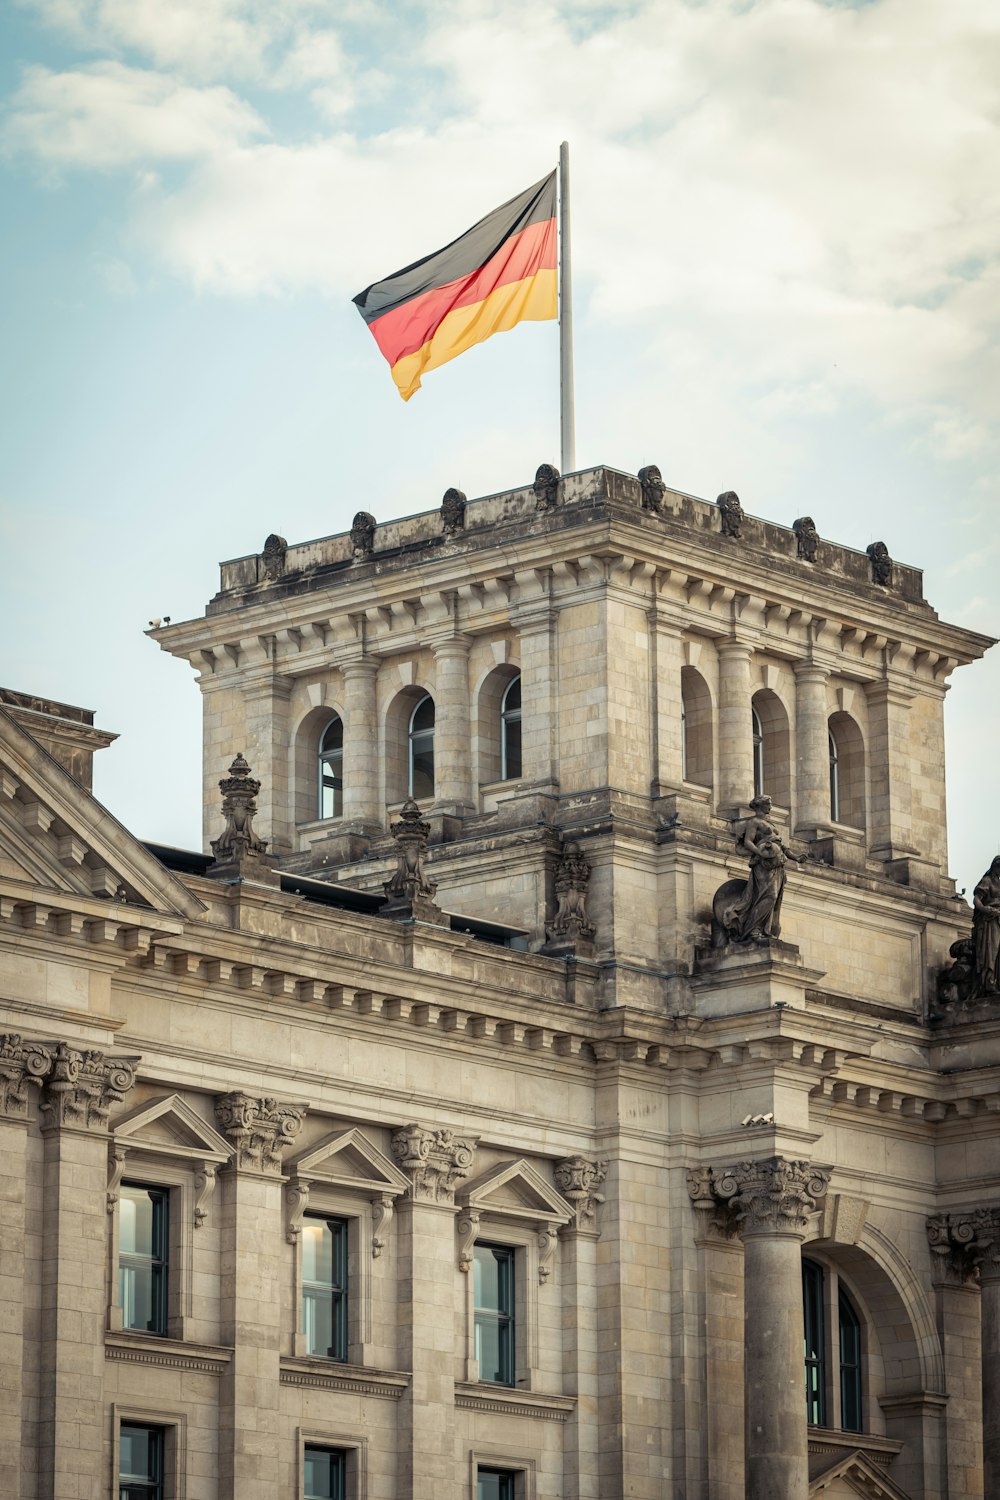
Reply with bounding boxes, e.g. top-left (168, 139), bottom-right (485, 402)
top-left (809, 1449), bottom-right (911, 1499)
top-left (112, 1094), bottom-right (231, 1162)
top-left (0, 707), bottom-right (203, 919)
top-left (287, 1128), bottom-right (409, 1196)
top-left (459, 1158), bottom-right (573, 1226)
